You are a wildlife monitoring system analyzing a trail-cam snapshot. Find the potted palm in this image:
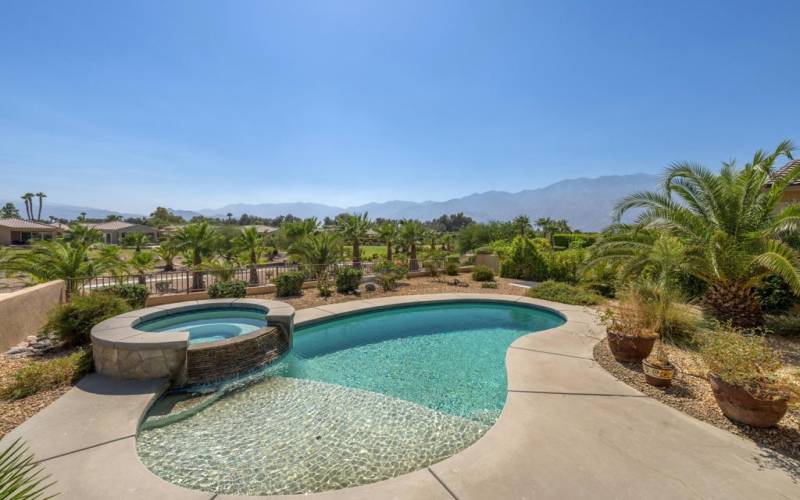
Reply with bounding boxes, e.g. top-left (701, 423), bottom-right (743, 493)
top-left (642, 341), bottom-right (674, 387)
top-left (601, 292), bottom-right (657, 363)
top-left (700, 325), bottom-right (796, 427)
